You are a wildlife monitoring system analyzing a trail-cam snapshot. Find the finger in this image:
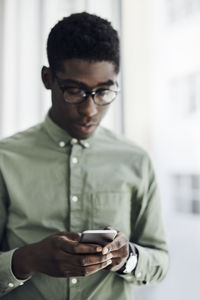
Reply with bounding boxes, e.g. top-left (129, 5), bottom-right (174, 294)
top-left (61, 259), bottom-right (113, 277)
top-left (102, 233), bottom-right (128, 254)
top-left (105, 257), bottom-right (126, 272)
top-left (61, 232), bottom-right (81, 241)
top-left (71, 252), bottom-right (113, 267)
top-left (59, 237), bottom-right (103, 254)
top-left (107, 246), bottom-right (128, 259)
top-left (80, 259), bottom-right (112, 276)
top-left (56, 232), bottom-right (82, 242)
top-left (104, 226), bottom-right (119, 232)
top-left (105, 257), bottom-right (122, 269)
